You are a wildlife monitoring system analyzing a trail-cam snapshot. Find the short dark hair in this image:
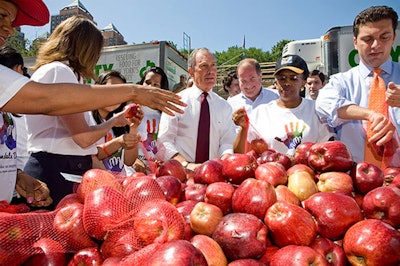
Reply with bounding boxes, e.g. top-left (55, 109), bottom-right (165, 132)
top-left (237, 58), bottom-right (262, 75)
top-left (309, 69), bottom-right (326, 83)
top-left (353, 6), bottom-right (398, 37)
top-left (0, 46), bottom-right (24, 69)
top-left (222, 70), bottom-right (238, 92)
